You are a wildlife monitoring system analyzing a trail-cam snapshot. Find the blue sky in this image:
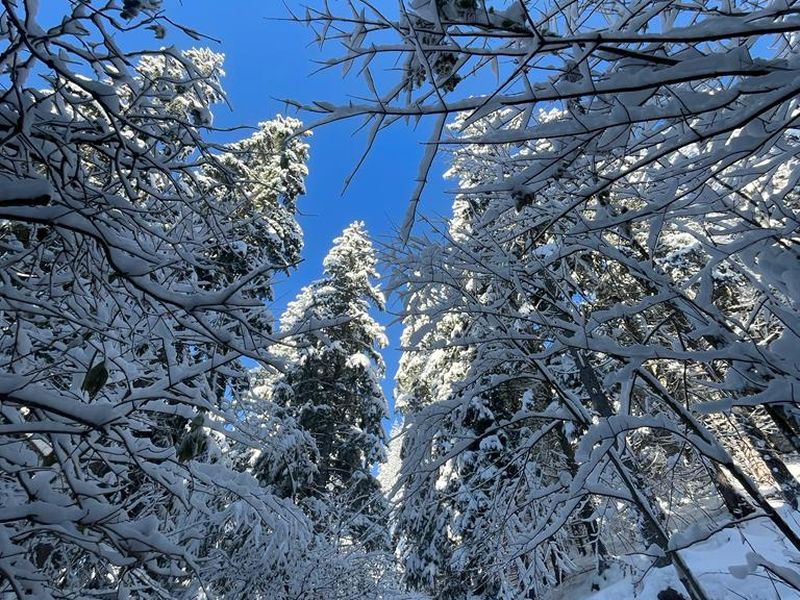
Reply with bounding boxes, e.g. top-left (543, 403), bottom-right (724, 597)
top-left (40, 1), bottom-right (455, 422)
